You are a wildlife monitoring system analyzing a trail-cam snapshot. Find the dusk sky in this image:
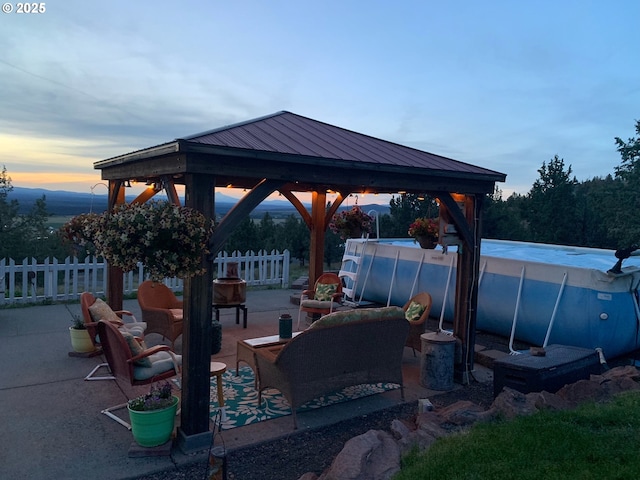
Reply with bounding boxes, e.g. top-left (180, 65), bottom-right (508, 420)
top-left (1, 0), bottom-right (638, 204)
